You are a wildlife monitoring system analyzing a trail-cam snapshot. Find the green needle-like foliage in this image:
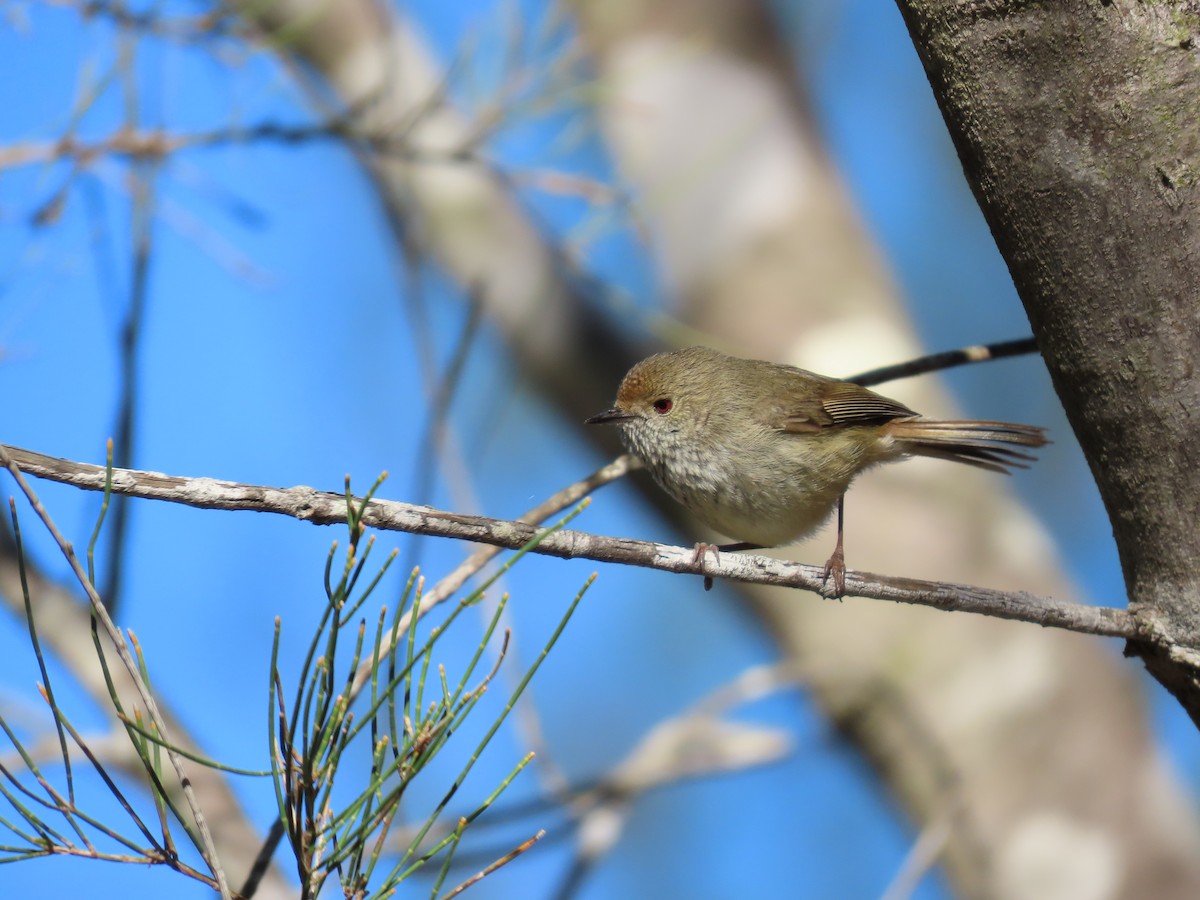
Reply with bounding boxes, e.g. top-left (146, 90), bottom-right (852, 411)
top-left (269, 482), bottom-right (591, 899)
